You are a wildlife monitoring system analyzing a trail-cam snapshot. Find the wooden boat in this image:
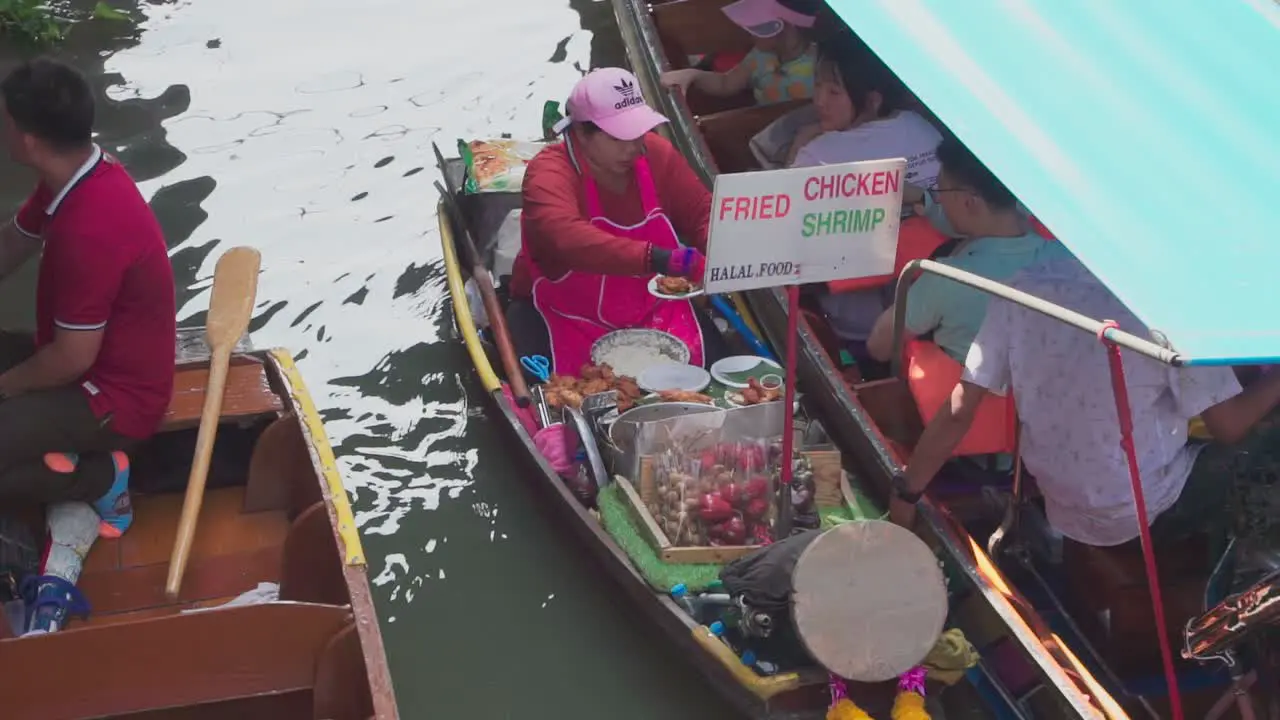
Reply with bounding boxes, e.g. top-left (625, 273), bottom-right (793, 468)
top-left (610, 2), bottom-right (1110, 716)
top-left (435, 171), bottom-right (841, 718)
top-left (0, 327), bottom-right (398, 718)
top-left (613, 1), bottom-right (1280, 718)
